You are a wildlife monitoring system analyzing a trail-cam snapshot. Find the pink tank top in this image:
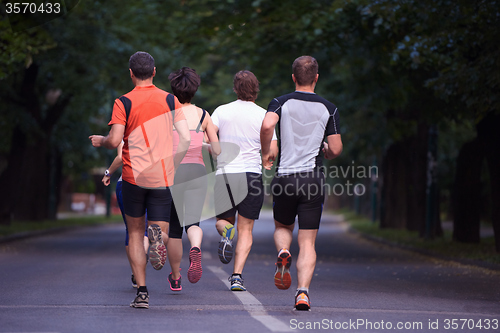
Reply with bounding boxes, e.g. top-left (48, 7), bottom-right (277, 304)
top-left (172, 108), bottom-right (206, 166)
top-left (172, 130), bottom-right (205, 166)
